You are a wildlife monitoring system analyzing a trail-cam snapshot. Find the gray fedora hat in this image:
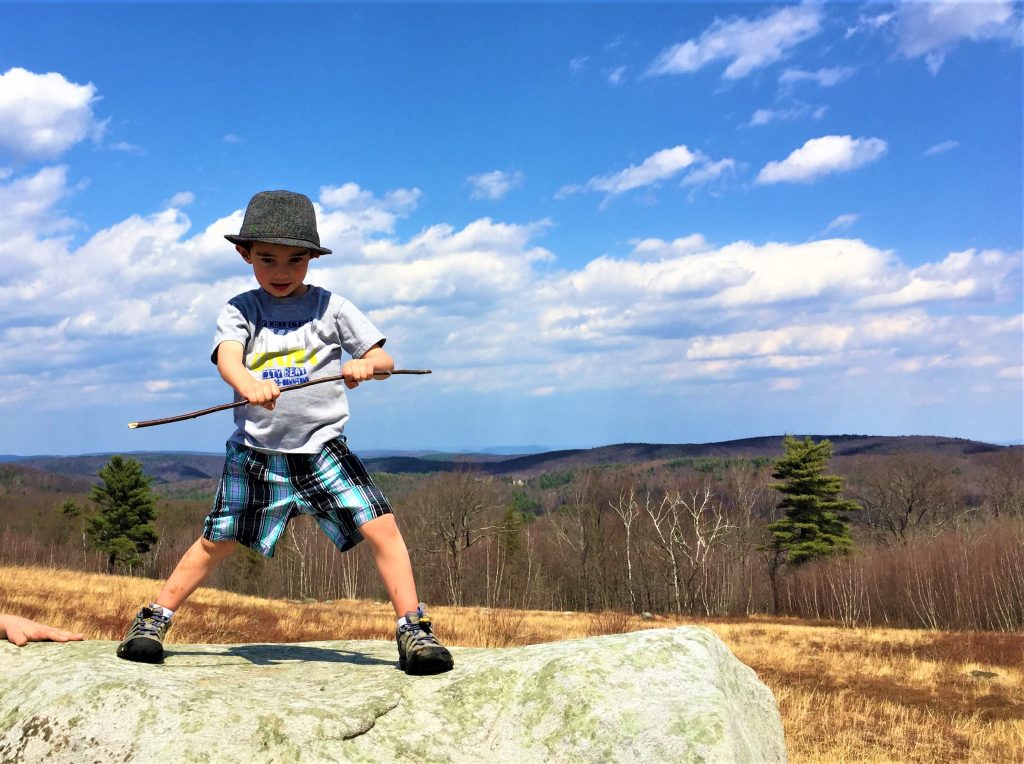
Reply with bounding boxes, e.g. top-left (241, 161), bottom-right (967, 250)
top-left (225, 190), bottom-right (332, 254)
